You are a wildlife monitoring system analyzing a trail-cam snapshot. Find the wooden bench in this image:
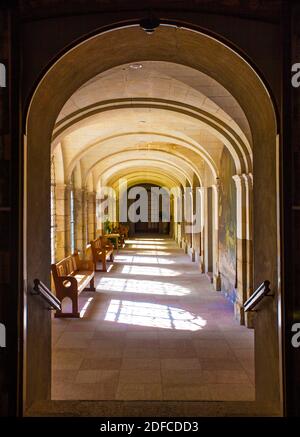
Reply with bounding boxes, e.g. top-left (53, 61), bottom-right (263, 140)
top-left (119, 224), bottom-right (129, 240)
top-left (90, 236), bottom-right (114, 272)
top-left (51, 252), bottom-right (95, 318)
top-left (112, 224), bottom-right (129, 247)
top-left (104, 233), bottom-right (120, 252)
